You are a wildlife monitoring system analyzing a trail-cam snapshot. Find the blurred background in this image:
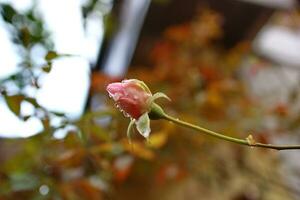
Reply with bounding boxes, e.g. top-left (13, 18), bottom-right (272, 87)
top-left (1, 0), bottom-right (300, 199)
